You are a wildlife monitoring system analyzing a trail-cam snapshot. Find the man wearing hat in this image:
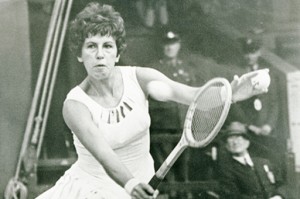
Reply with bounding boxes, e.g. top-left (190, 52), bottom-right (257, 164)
top-left (240, 37), bottom-right (263, 72)
top-left (148, 31), bottom-right (196, 198)
top-left (149, 30), bottom-right (197, 132)
top-left (217, 121), bottom-right (287, 199)
top-left (228, 37), bottom-right (279, 136)
top-left (152, 31), bottom-right (196, 85)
